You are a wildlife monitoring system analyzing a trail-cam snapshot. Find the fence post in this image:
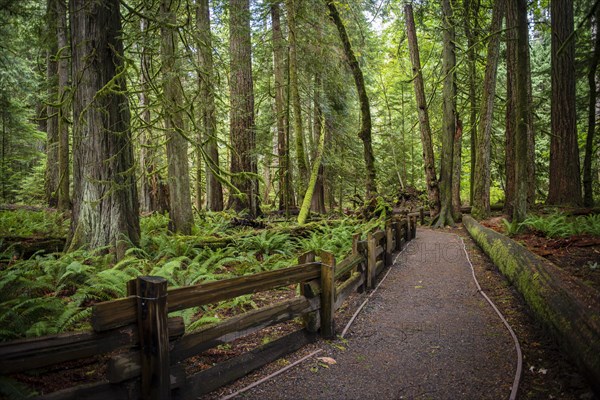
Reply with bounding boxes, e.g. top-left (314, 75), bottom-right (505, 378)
top-left (319, 252), bottom-right (336, 339)
top-left (404, 217), bottom-right (411, 242)
top-left (136, 276), bottom-right (170, 400)
top-left (411, 215), bottom-right (417, 239)
top-left (299, 252), bottom-right (320, 332)
top-left (367, 232), bottom-right (376, 289)
top-left (385, 222), bottom-right (394, 266)
top-left (420, 207), bottom-right (425, 225)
